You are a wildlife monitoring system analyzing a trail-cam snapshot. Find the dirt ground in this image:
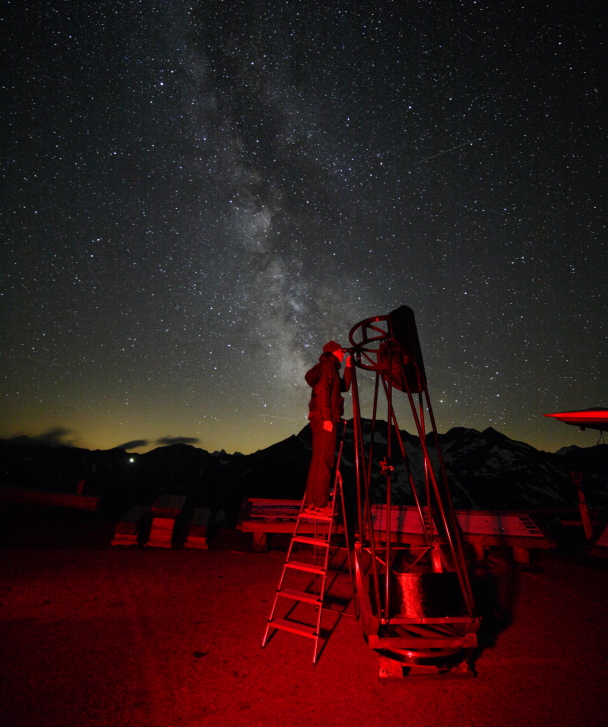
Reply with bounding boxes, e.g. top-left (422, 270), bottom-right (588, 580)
top-left (1, 505), bottom-right (607, 727)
